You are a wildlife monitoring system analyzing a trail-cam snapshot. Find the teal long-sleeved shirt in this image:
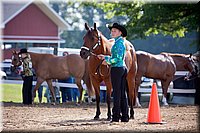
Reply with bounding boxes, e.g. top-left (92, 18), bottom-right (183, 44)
top-left (104, 36), bottom-right (126, 67)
